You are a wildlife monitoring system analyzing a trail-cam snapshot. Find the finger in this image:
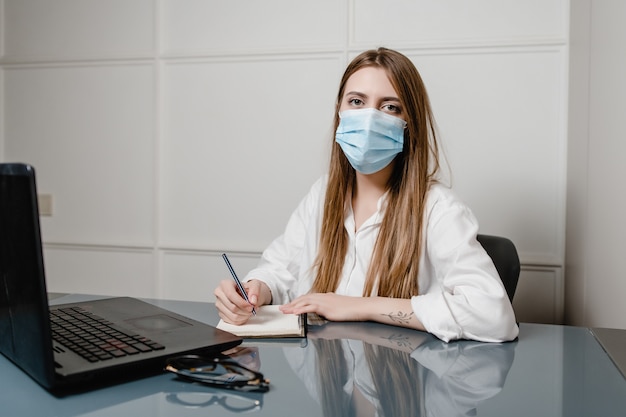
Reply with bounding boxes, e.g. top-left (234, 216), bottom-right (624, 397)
top-left (215, 279), bottom-right (236, 301)
top-left (280, 297), bottom-right (304, 312)
top-left (243, 281), bottom-right (256, 305)
top-left (215, 283), bottom-right (254, 319)
top-left (281, 299), bottom-right (318, 315)
top-left (218, 309), bottom-right (249, 325)
top-left (216, 298), bottom-right (252, 325)
top-left (244, 280), bottom-right (262, 306)
top-left (220, 279), bottom-right (255, 310)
